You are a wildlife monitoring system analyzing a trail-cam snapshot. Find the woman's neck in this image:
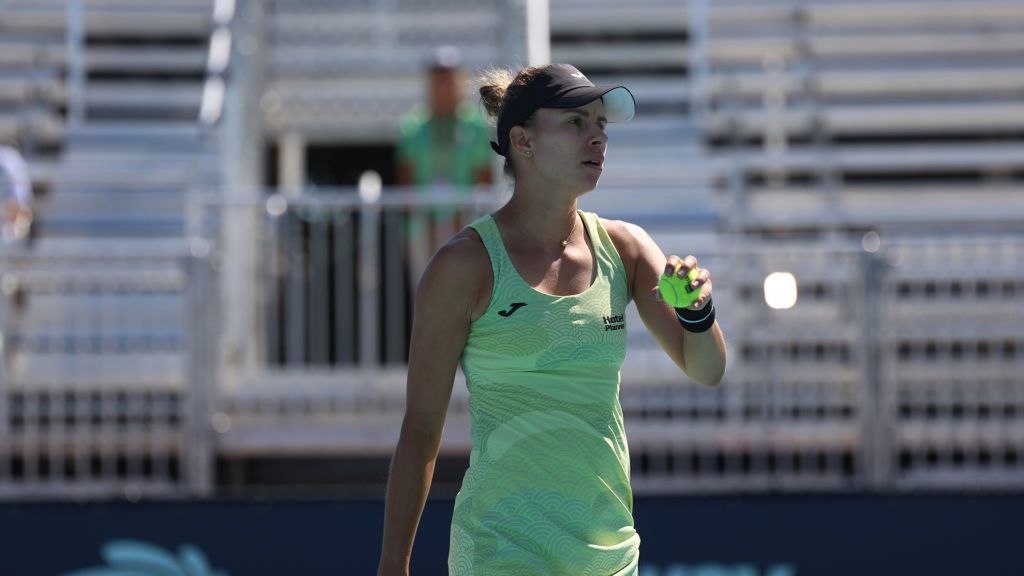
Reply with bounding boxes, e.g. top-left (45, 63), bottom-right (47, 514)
top-left (495, 186), bottom-right (582, 254)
